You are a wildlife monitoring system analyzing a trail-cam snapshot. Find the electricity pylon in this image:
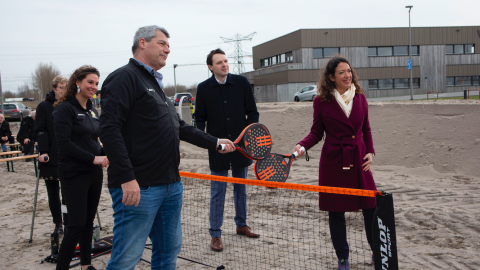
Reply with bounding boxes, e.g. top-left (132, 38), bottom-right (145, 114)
top-left (220, 32), bottom-right (256, 74)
